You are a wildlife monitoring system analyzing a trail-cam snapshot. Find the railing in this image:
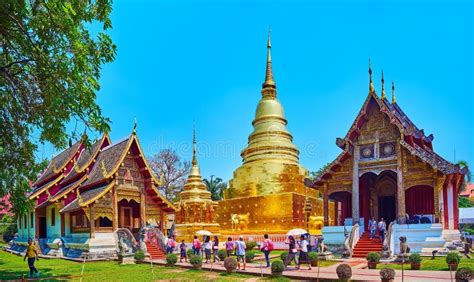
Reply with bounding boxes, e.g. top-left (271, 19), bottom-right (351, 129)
top-left (348, 223), bottom-right (360, 256)
top-left (144, 227), bottom-right (167, 252)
